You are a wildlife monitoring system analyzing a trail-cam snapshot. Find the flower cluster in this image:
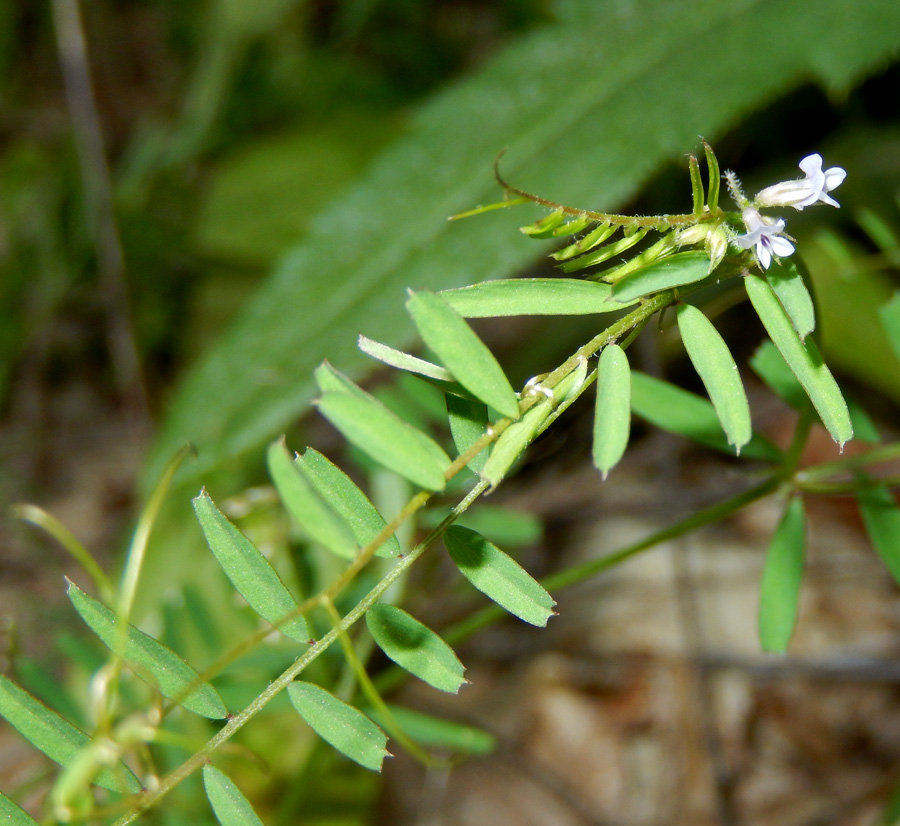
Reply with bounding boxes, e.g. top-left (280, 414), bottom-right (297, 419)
top-left (732, 154), bottom-right (846, 270)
